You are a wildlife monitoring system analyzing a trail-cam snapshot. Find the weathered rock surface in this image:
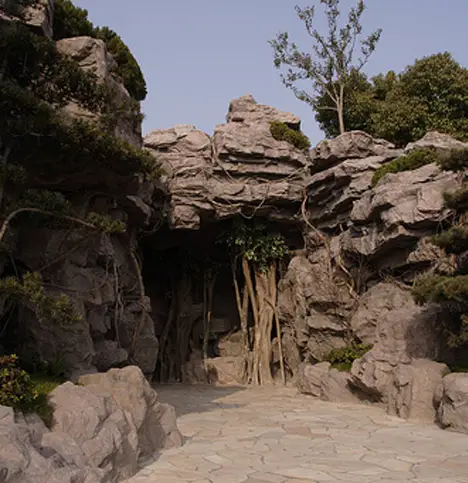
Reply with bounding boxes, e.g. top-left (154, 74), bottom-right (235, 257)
top-left (297, 362), bottom-right (363, 403)
top-left (78, 366), bottom-right (182, 453)
top-left (405, 130), bottom-right (468, 153)
top-left (144, 95), bottom-right (310, 230)
top-left (206, 356), bottom-right (247, 385)
top-left (17, 229), bottom-right (159, 377)
top-left (351, 299), bottom-right (442, 402)
top-left (311, 131), bottom-right (398, 171)
top-left (296, 362), bottom-right (330, 397)
top-left (388, 359), bottom-right (450, 421)
top-left (350, 282), bottom-right (419, 344)
top-left (1, 0), bottom-right (54, 38)
top-left (278, 250), bottom-right (353, 362)
top-left (437, 373), bottom-right (468, 434)
top-left (0, 367), bottom-right (181, 483)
